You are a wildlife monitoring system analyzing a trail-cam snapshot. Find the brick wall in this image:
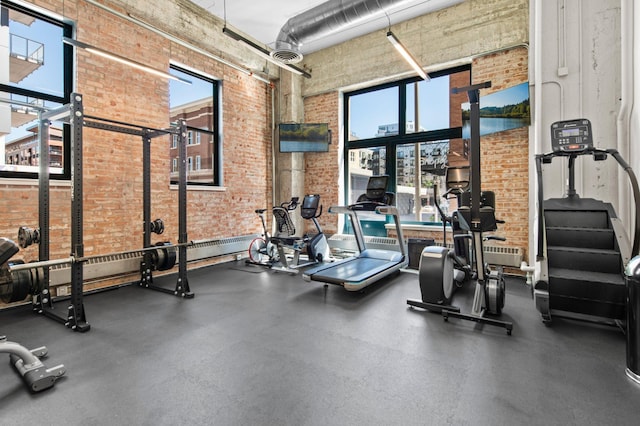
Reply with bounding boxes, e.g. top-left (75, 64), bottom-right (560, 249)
top-left (0, 0), bottom-right (273, 294)
top-left (303, 92), bottom-right (340, 235)
top-left (472, 47), bottom-right (530, 255)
